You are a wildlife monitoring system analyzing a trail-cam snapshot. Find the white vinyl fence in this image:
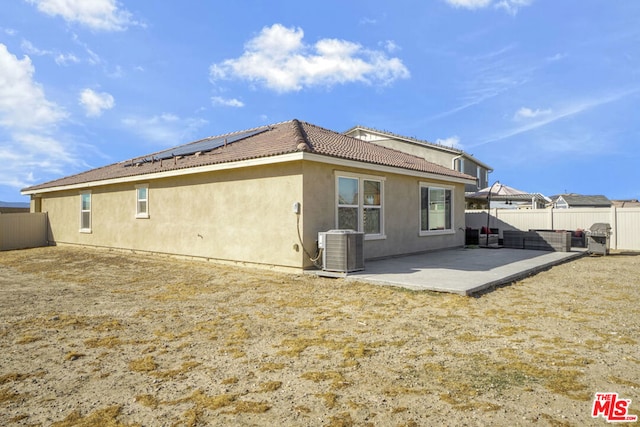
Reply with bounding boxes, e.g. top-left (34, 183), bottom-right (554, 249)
top-left (466, 207), bottom-right (640, 251)
top-left (0, 212), bottom-right (48, 251)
